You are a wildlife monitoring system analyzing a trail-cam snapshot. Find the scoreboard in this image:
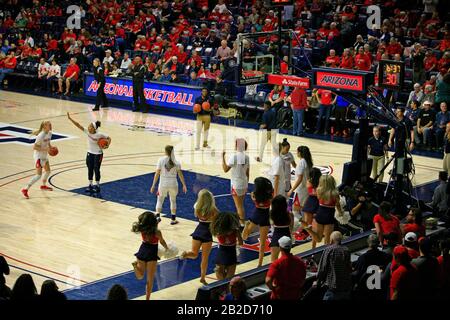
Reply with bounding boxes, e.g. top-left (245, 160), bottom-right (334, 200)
top-left (270, 0), bottom-right (294, 6)
top-left (378, 60), bottom-right (405, 91)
